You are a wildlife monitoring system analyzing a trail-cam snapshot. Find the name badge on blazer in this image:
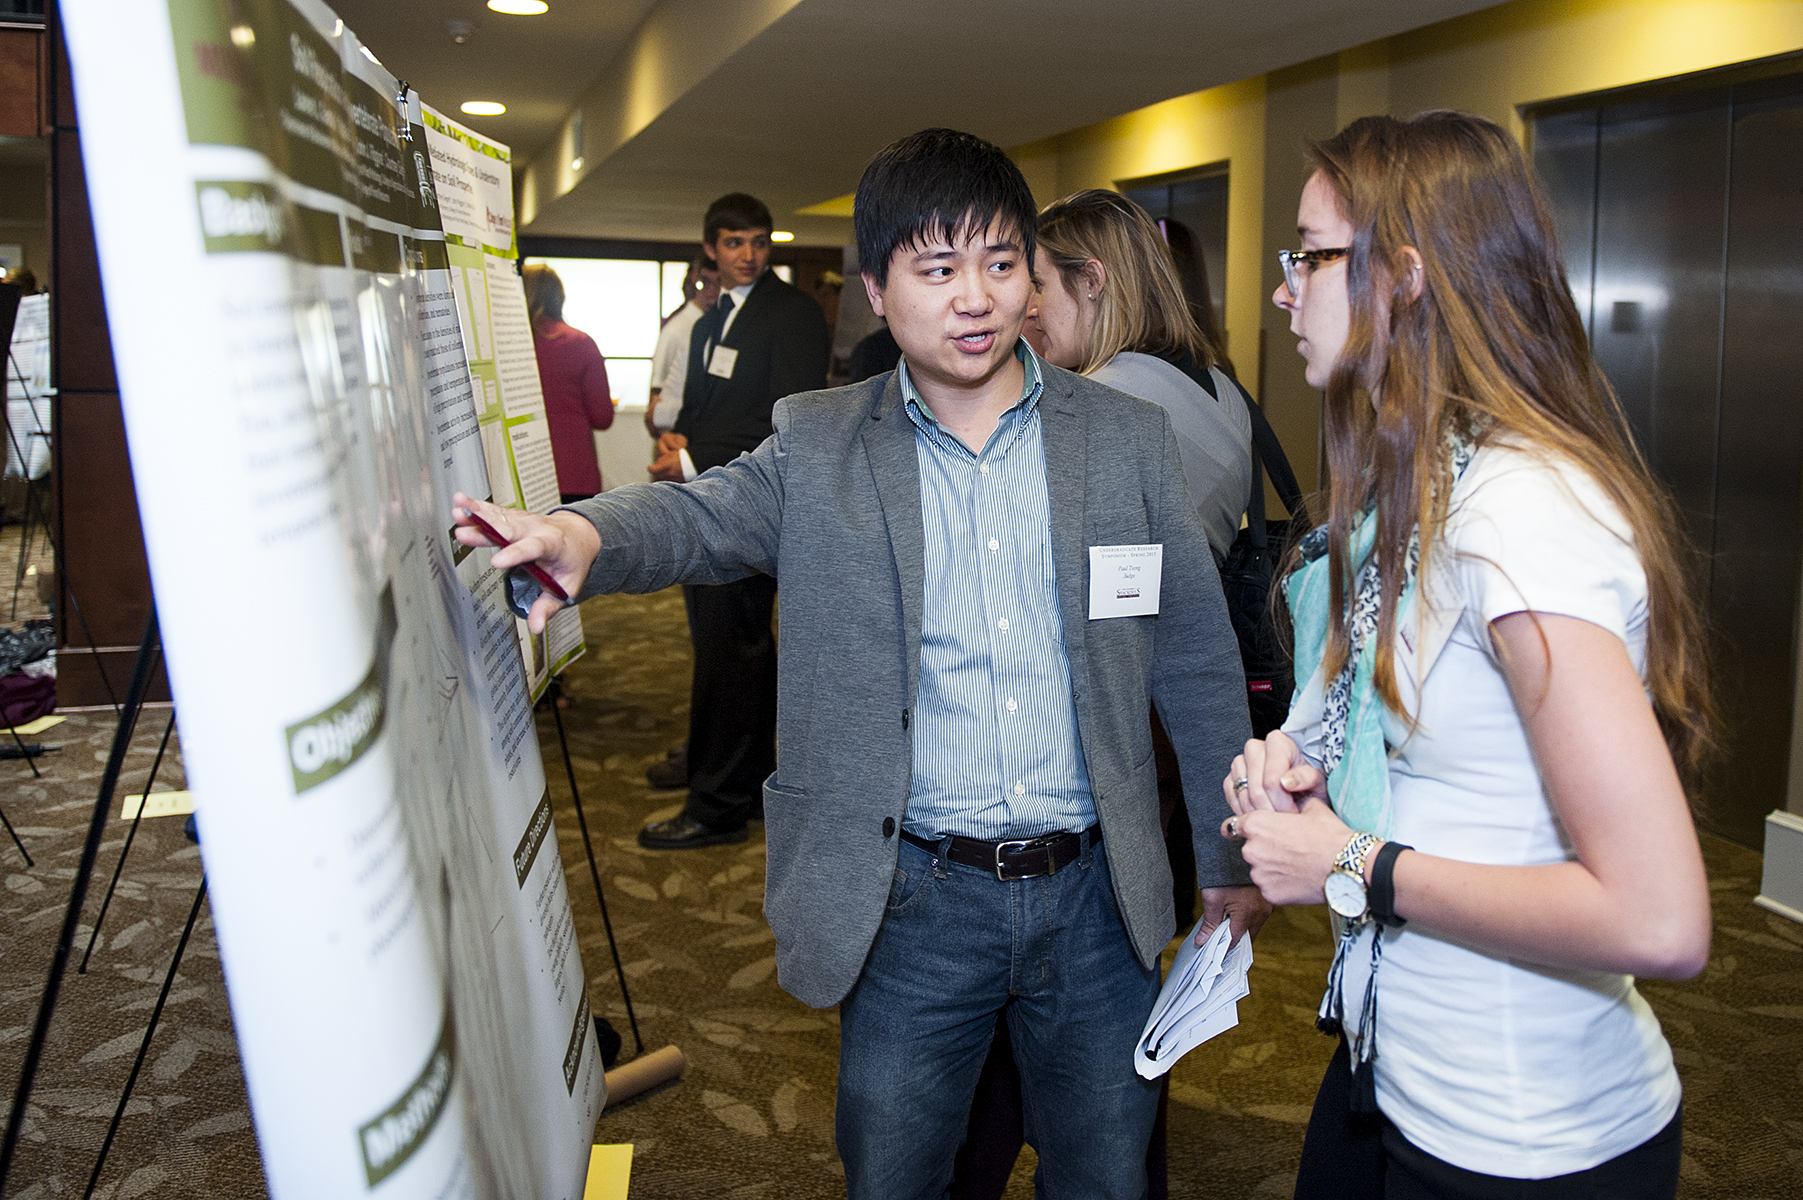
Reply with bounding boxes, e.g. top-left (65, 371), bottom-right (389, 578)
top-left (1088, 544), bottom-right (1163, 619)
top-left (707, 344), bottom-right (739, 379)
